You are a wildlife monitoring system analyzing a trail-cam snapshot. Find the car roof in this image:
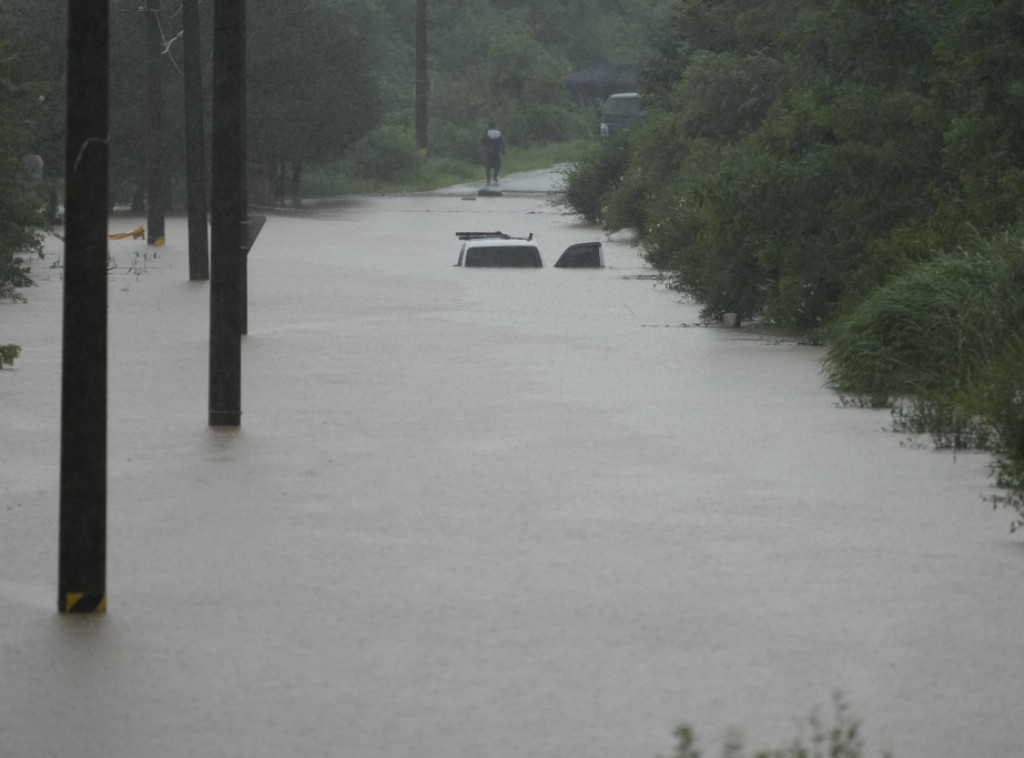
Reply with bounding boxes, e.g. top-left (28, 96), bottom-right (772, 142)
top-left (463, 238), bottom-right (537, 248)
